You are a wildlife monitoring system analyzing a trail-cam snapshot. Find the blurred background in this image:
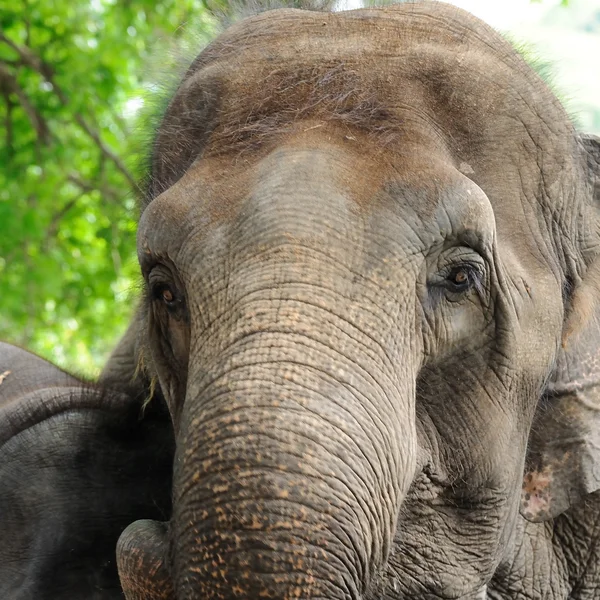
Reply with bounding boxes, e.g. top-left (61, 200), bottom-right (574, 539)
top-left (1, 0), bottom-right (598, 377)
